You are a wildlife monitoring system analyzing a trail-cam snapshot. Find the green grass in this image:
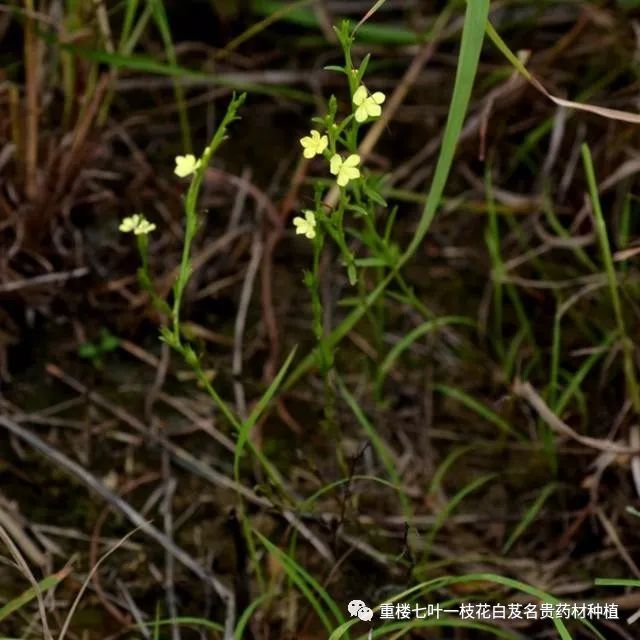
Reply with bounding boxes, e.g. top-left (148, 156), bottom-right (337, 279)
top-left (328, 573), bottom-right (607, 640)
top-left (256, 530), bottom-right (346, 635)
top-left (0, 573), bottom-right (66, 625)
top-left (582, 143), bottom-right (640, 413)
